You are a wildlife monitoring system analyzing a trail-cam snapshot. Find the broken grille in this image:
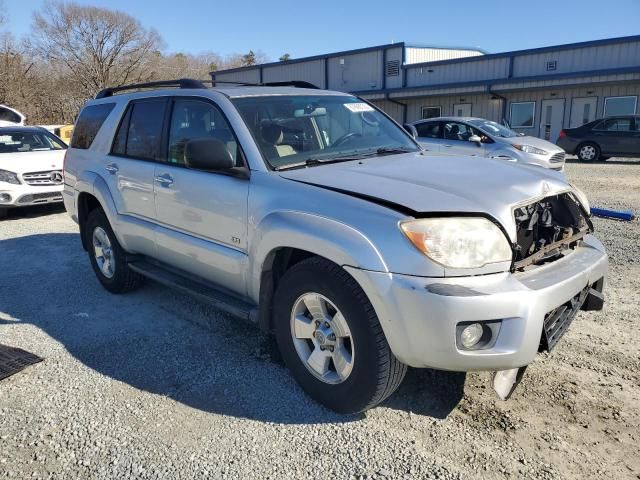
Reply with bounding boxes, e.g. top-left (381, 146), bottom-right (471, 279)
top-left (539, 285), bottom-right (589, 352)
top-left (512, 192), bottom-right (591, 271)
